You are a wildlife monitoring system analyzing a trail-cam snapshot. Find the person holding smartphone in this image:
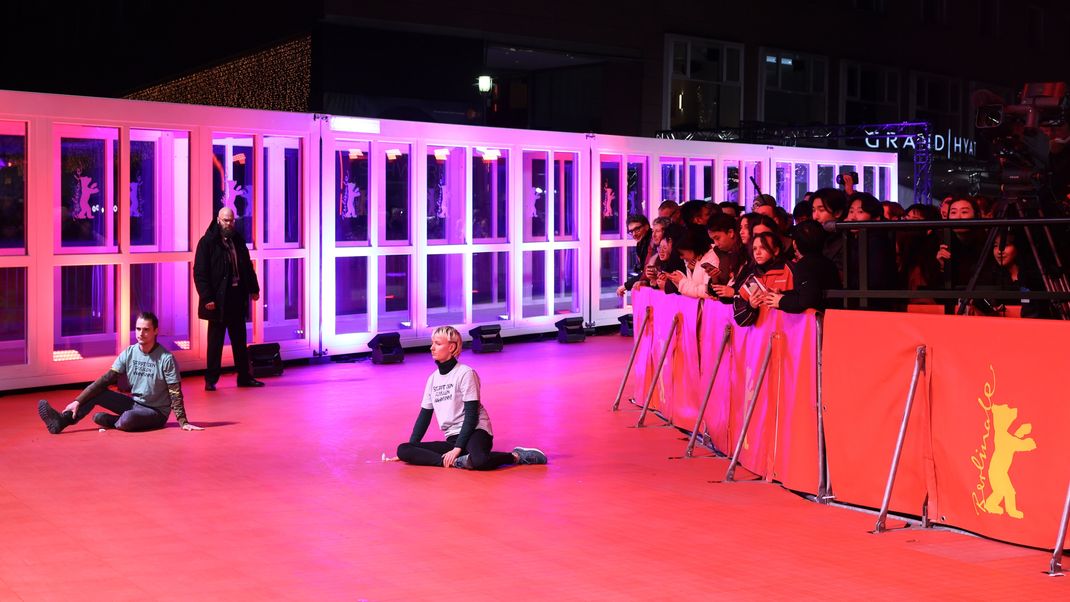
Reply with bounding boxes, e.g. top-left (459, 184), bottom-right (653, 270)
top-left (664, 224), bottom-right (719, 299)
